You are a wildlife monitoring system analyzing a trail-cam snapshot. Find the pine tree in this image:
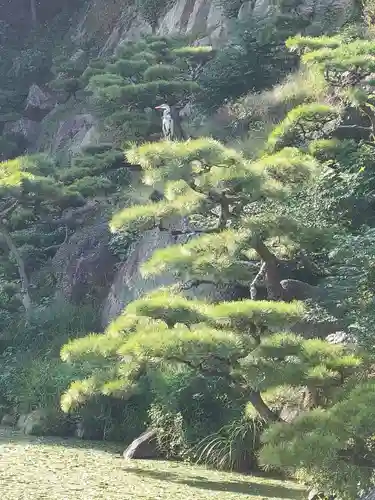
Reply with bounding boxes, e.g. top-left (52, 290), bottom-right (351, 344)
top-left (0, 154), bottom-right (86, 317)
top-left (84, 36), bottom-right (213, 143)
top-left (238, 33), bottom-right (375, 498)
top-left (60, 136), bottom-right (359, 437)
top-left (259, 378), bottom-right (375, 499)
top-left (58, 31), bottom-right (375, 489)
